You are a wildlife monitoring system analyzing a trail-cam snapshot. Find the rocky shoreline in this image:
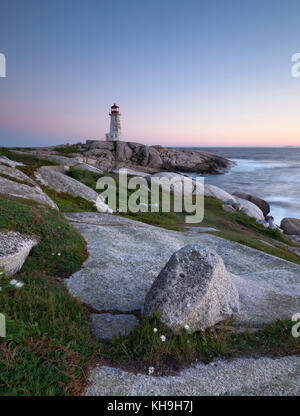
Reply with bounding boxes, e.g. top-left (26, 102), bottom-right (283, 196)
top-left (13, 140), bottom-right (234, 174)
